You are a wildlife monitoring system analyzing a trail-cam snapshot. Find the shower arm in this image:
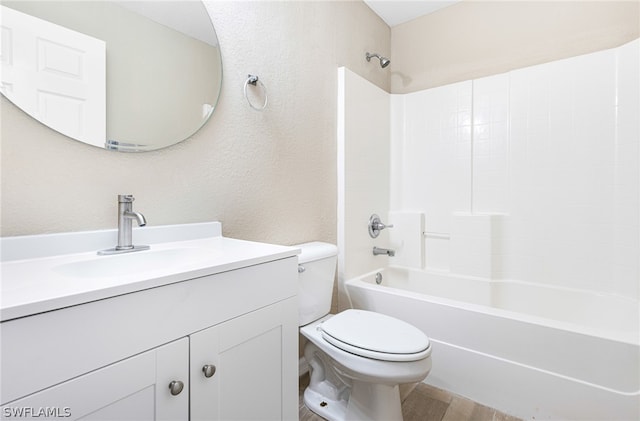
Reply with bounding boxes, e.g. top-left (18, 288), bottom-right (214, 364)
top-left (365, 52), bottom-right (390, 68)
top-left (366, 52), bottom-right (381, 61)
